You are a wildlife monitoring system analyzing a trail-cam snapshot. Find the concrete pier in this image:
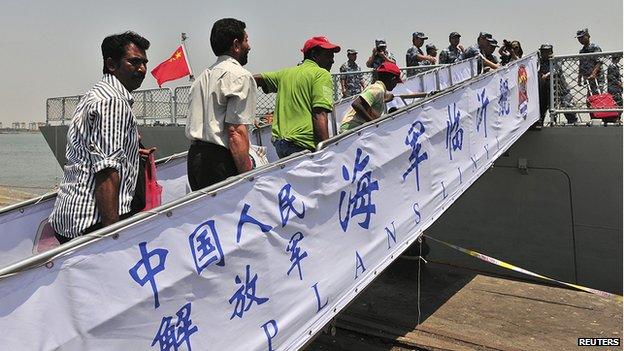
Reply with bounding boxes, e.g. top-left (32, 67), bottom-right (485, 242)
top-left (307, 259), bottom-right (622, 351)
